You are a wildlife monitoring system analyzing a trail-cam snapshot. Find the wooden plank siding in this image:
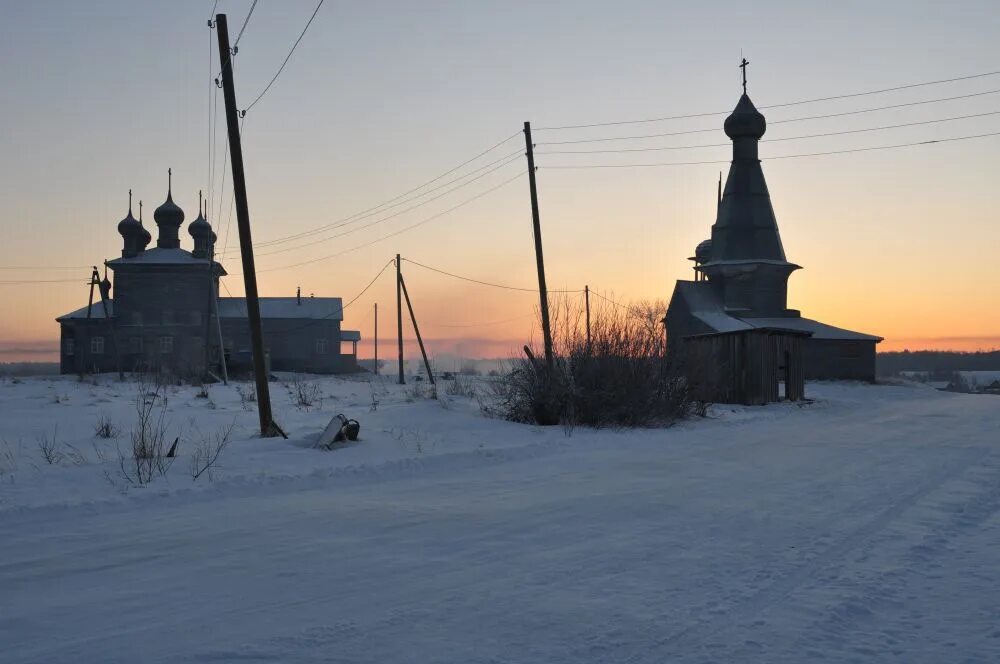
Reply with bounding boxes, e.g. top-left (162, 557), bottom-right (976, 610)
top-left (682, 329), bottom-right (808, 405)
